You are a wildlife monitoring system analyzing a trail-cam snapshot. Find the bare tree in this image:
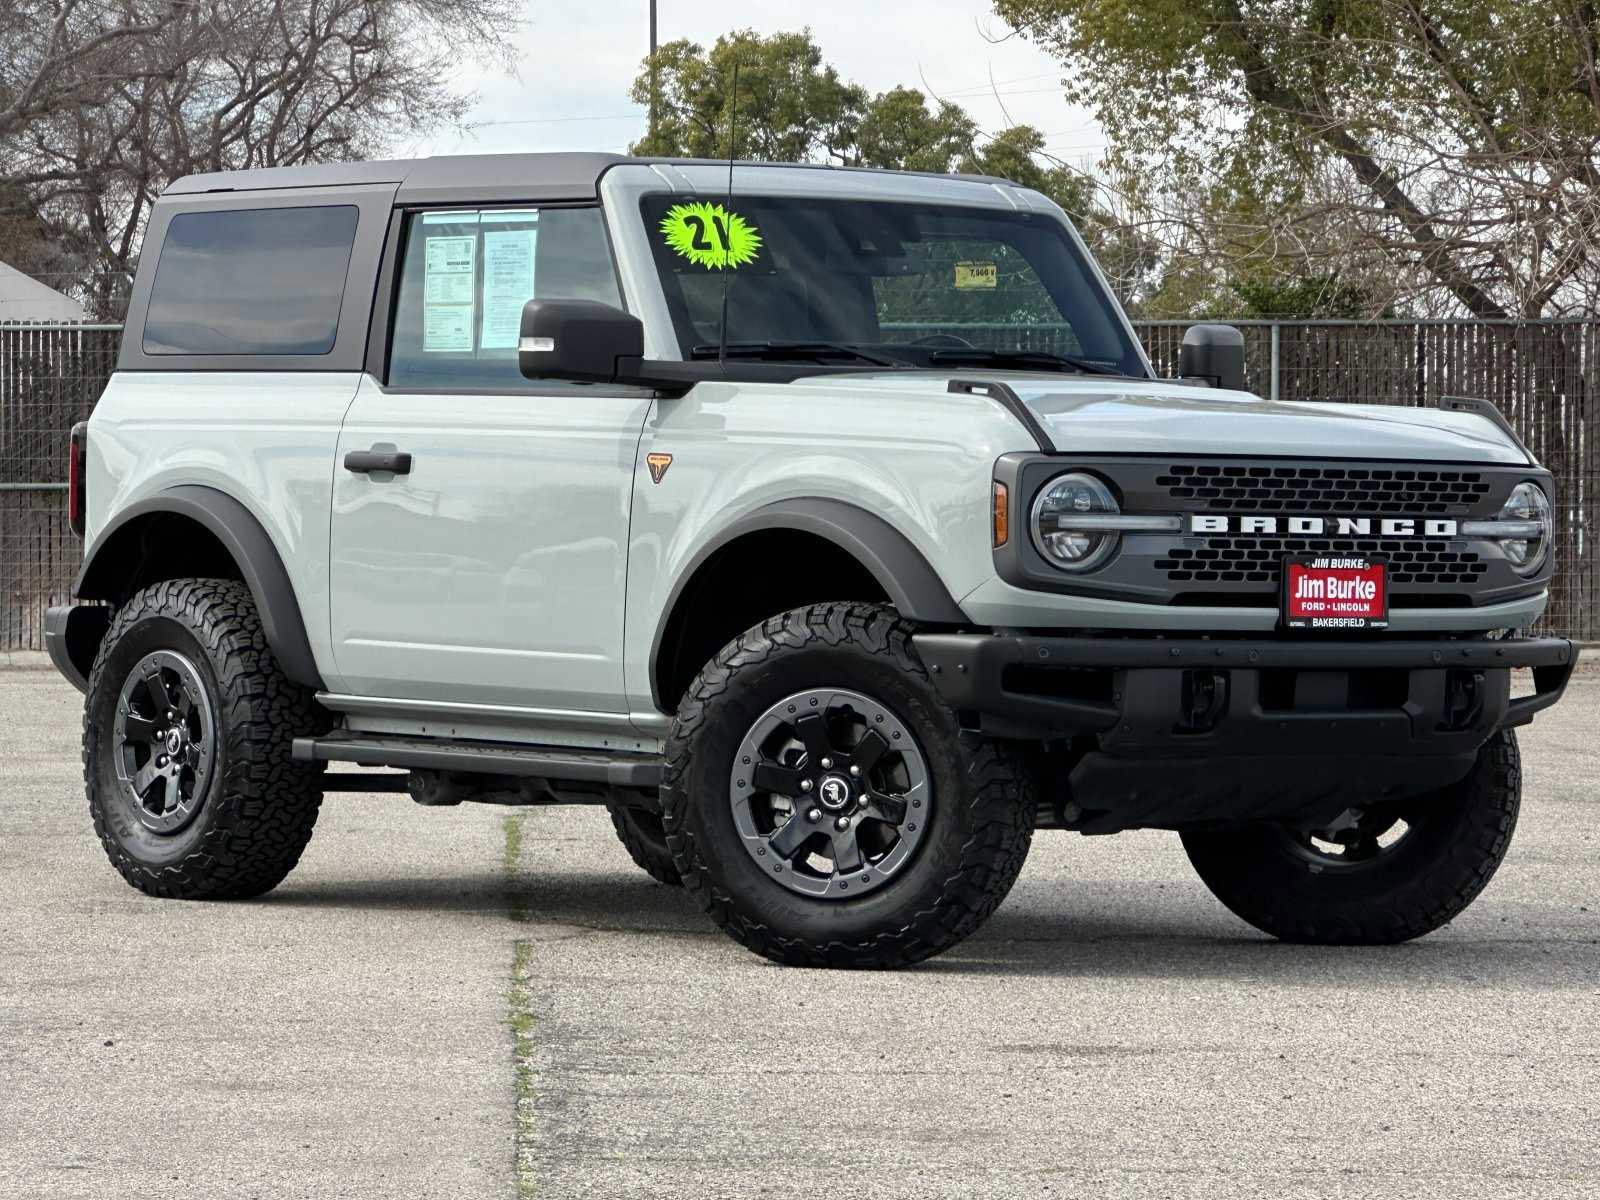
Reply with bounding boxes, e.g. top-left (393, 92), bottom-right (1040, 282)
top-left (0, 2), bottom-right (187, 147)
top-left (1, 0), bottom-right (517, 316)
